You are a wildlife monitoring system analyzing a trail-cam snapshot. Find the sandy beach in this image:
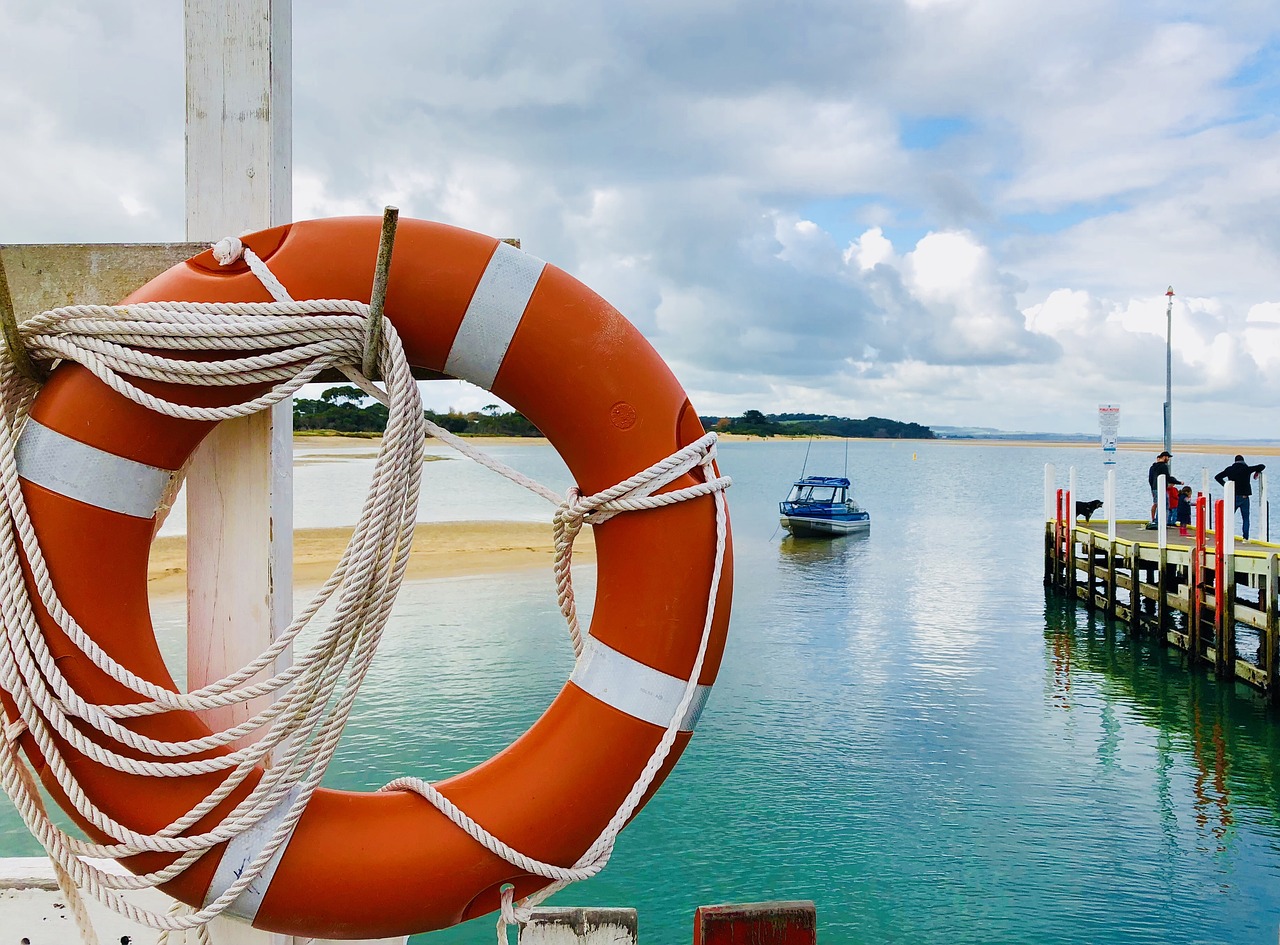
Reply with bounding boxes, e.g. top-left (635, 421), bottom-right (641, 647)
top-left (147, 520), bottom-right (594, 600)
